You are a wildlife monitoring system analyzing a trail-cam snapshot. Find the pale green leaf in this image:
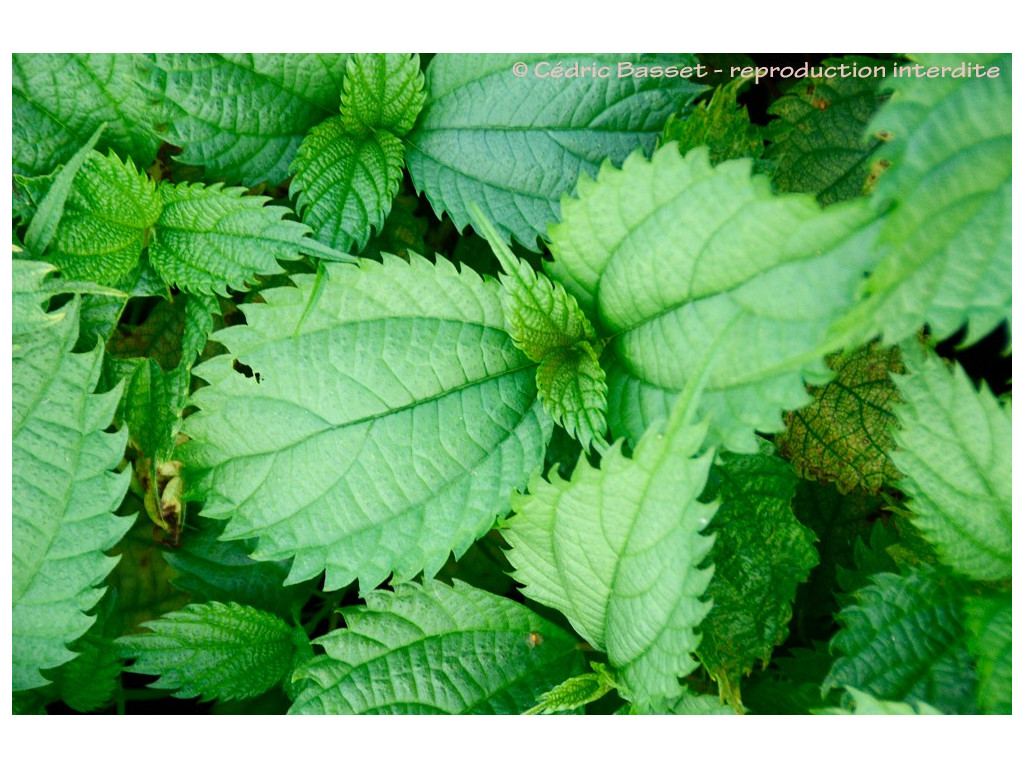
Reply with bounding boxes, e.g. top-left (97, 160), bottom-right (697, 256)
top-left (180, 255), bottom-right (550, 591)
top-left (696, 450), bottom-right (818, 710)
top-left (524, 662), bottom-right (617, 714)
top-left (139, 53), bottom-right (351, 186)
top-left (12, 262), bottom-right (133, 690)
top-left (768, 56), bottom-right (891, 205)
top-left (890, 346), bottom-right (1011, 581)
top-left (117, 602), bottom-right (309, 702)
top-left (340, 52), bottom-right (425, 137)
top-left (825, 568), bottom-right (976, 713)
top-left (963, 591), bottom-right (1011, 714)
top-left (290, 117), bottom-right (406, 253)
top-left (13, 53), bottom-right (160, 176)
top-left (841, 53), bottom-right (1011, 345)
top-left (290, 580), bottom-right (584, 714)
top-left (777, 343), bottom-right (904, 494)
top-left (642, 689), bottom-right (737, 715)
top-left (46, 150), bottom-right (162, 286)
top-left (817, 686), bottom-right (944, 715)
top-left (406, 53), bottom-right (704, 249)
top-left (549, 144), bottom-right (880, 451)
top-left (473, 206), bottom-right (607, 448)
top-left (149, 182), bottom-right (314, 295)
top-left (502, 391), bottom-right (717, 705)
